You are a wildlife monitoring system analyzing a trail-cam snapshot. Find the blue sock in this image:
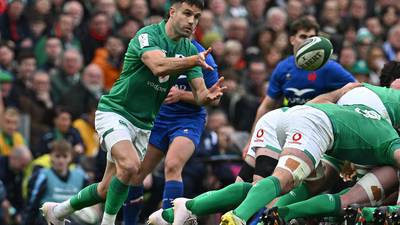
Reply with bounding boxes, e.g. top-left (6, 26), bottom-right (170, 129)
top-left (249, 208), bottom-right (266, 225)
top-left (162, 180), bottom-right (183, 209)
top-left (123, 185), bottom-right (144, 225)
